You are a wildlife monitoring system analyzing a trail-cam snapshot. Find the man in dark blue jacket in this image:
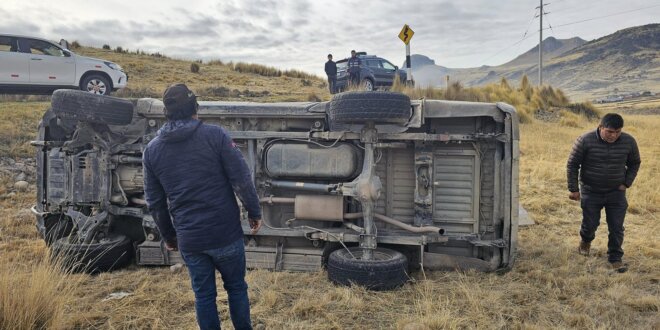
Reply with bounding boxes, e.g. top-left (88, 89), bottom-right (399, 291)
top-left (143, 84), bottom-right (262, 330)
top-left (347, 50), bottom-right (361, 88)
